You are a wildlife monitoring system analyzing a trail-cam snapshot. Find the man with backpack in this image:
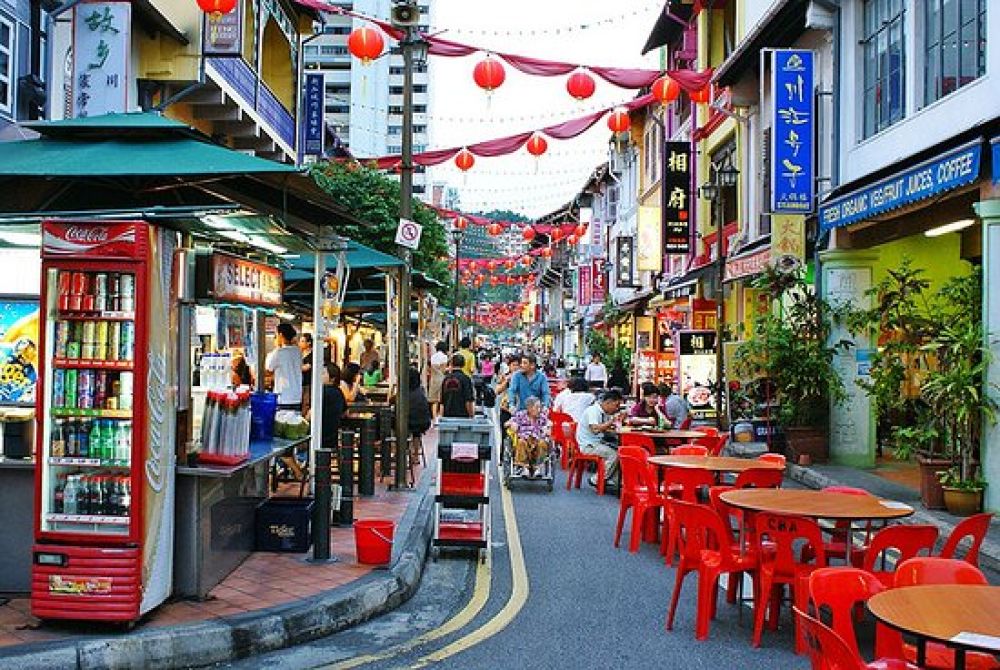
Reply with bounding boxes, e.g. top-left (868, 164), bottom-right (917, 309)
top-left (507, 354), bottom-right (551, 412)
top-left (441, 353), bottom-right (475, 418)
